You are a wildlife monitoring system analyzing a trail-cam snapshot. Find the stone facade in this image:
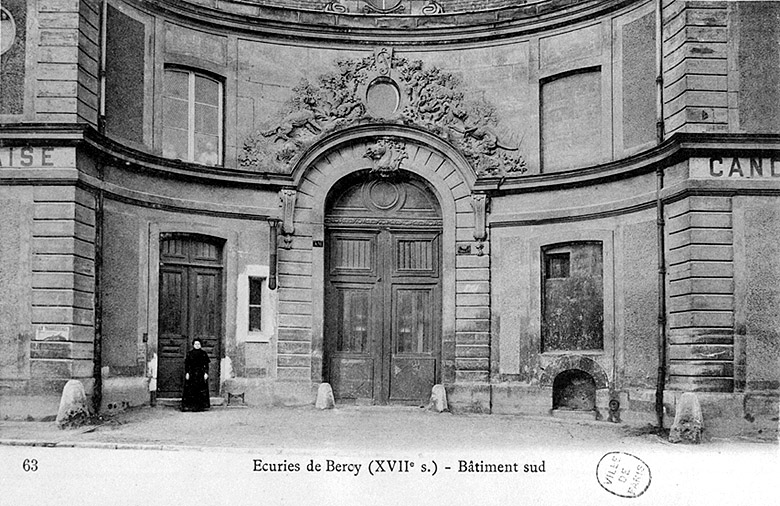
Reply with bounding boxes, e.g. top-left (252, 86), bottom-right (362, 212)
top-left (0, 0), bottom-right (778, 436)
